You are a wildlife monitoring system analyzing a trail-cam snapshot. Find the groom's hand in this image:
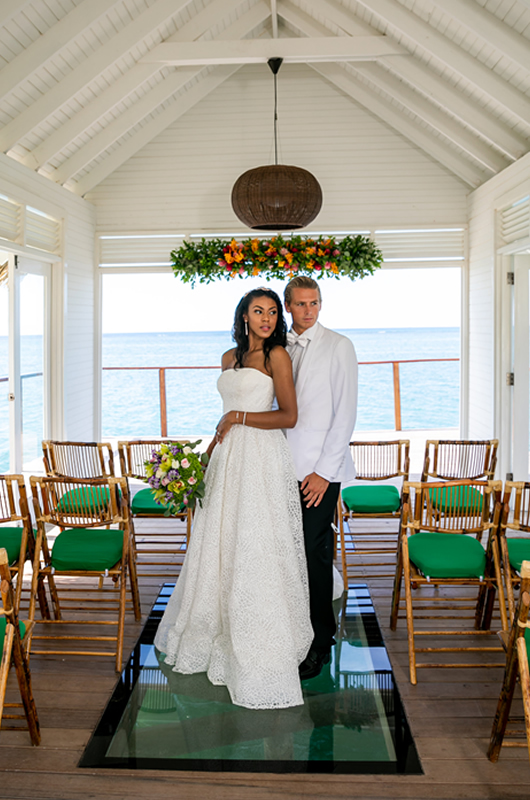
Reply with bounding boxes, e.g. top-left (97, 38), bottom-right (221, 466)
top-left (301, 472), bottom-right (329, 508)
